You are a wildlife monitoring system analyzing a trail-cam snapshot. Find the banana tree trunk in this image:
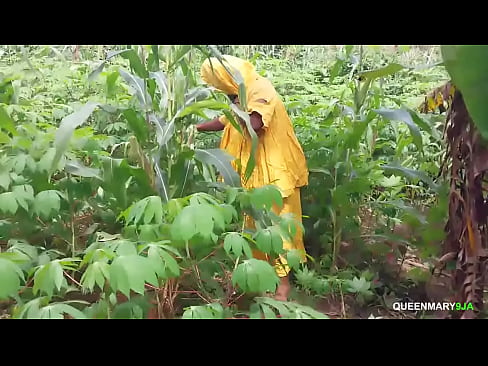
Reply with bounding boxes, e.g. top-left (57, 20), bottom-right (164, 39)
top-left (443, 89), bottom-right (488, 318)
